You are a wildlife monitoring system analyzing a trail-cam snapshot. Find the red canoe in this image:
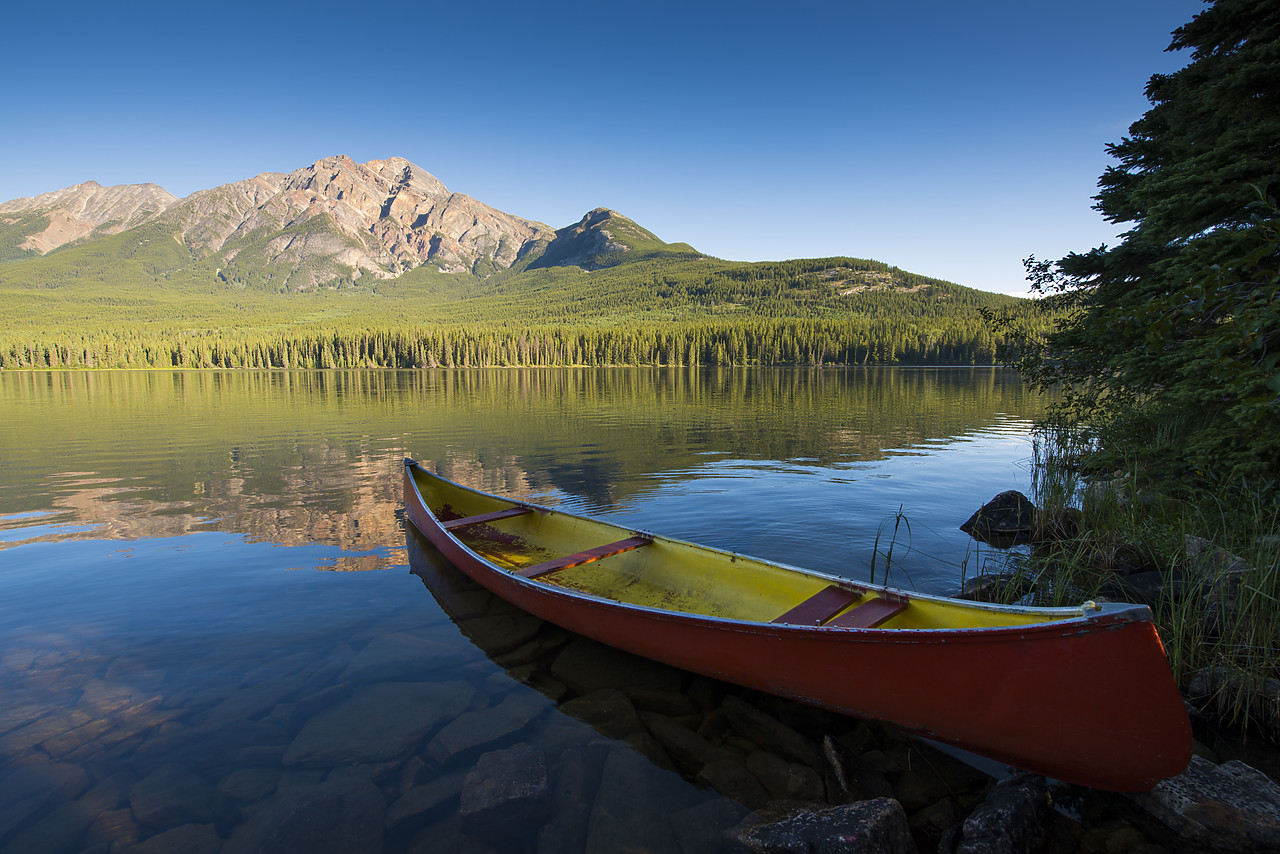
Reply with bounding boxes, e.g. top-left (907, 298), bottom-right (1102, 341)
top-left (403, 459), bottom-right (1191, 791)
